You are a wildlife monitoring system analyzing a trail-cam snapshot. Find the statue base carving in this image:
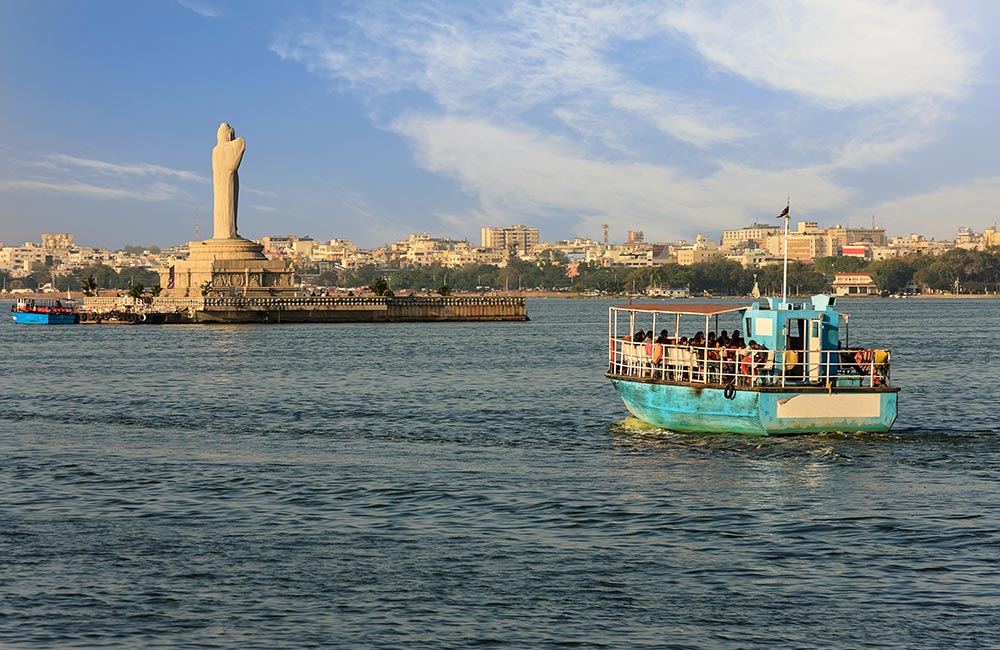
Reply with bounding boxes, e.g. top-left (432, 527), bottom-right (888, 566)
top-left (159, 237), bottom-right (299, 298)
top-left (186, 236), bottom-right (266, 261)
